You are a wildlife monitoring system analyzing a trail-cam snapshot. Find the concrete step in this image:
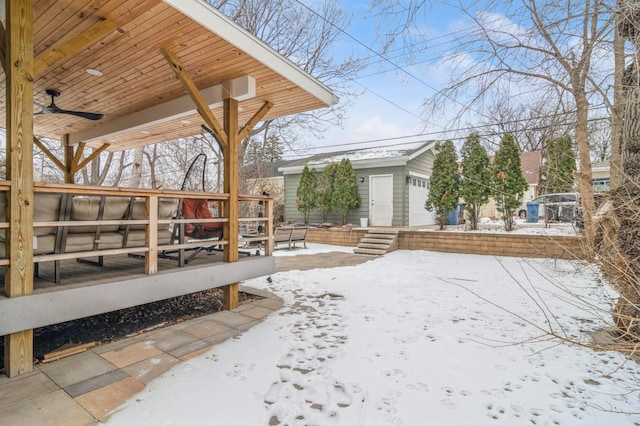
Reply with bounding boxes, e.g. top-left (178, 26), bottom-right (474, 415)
top-left (362, 237), bottom-right (395, 244)
top-left (357, 243), bottom-right (389, 250)
top-left (353, 247), bottom-right (387, 255)
top-left (364, 234), bottom-right (396, 241)
top-left (367, 229), bottom-right (399, 235)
